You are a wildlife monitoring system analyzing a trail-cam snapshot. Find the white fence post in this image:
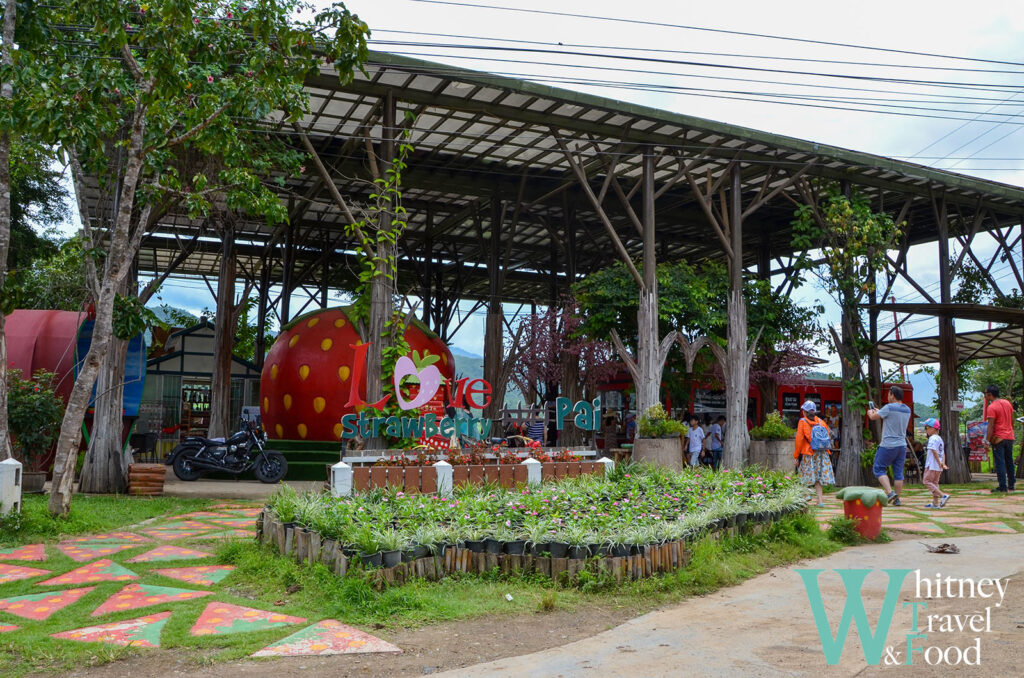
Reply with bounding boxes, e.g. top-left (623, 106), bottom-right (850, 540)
top-left (330, 461), bottom-right (352, 498)
top-left (0, 458), bottom-right (23, 515)
top-left (434, 460), bottom-right (453, 498)
top-left (595, 456), bottom-right (615, 478)
top-left (522, 457), bottom-right (542, 487)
